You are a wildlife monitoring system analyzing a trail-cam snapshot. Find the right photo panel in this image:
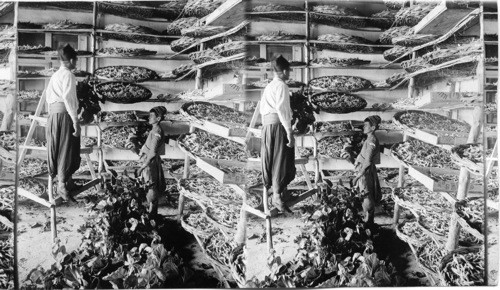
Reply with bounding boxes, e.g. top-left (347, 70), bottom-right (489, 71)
top-left (245, 0), bottom-right (497, 287)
